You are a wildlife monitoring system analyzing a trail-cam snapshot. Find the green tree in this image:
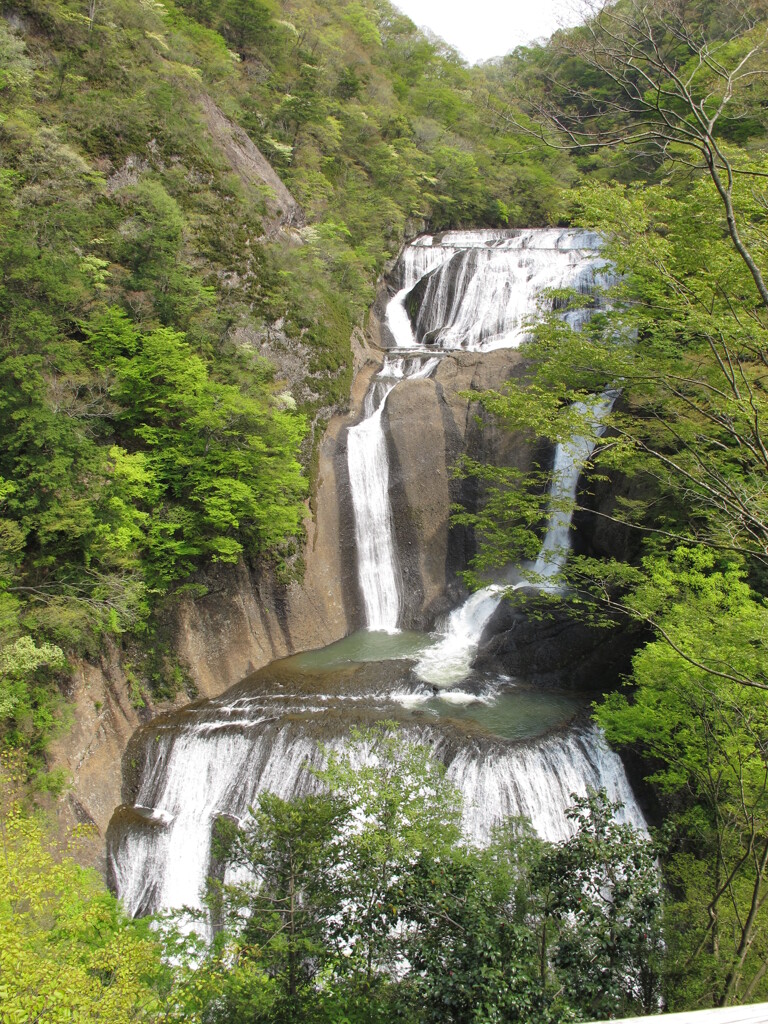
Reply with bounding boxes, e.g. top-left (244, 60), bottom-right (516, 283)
top-left (316, 724), bottom-right (463, 994)
top-left (0, 752), bottom-right (168, 1023)
top-left (597, 561), bottom-right (768, 1007)
top-left (393, 840), bottom-right (551, 1024)
top-left (102, 313), bottom-right (307, 584)
top-left (197, 733), bottom-right (661, 1024)
top-left (535, 791), bottom-right (663, 1019)
top-left (0, 636), bottom-right (66, 755)
top-left (221, 0), bottom-right (279, 55)
top-left (205, 792), bottom-right (349, 1023)
top-left (508, 0), bottom-right (768, 308)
